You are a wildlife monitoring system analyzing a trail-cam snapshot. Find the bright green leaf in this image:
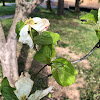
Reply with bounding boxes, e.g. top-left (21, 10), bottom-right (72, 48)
top-left (33, 31), bottom-right (61, 45)
top-left (1, 77), bottom-right (18, 100)
top-left (34, 45), bottom-right (55, 64)
top-left (51, 58), bottom-right (78, 87)
top-left (15, 20), bottom-right (25, 39)
top-left (80, 12), bottom-right (97, 24)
